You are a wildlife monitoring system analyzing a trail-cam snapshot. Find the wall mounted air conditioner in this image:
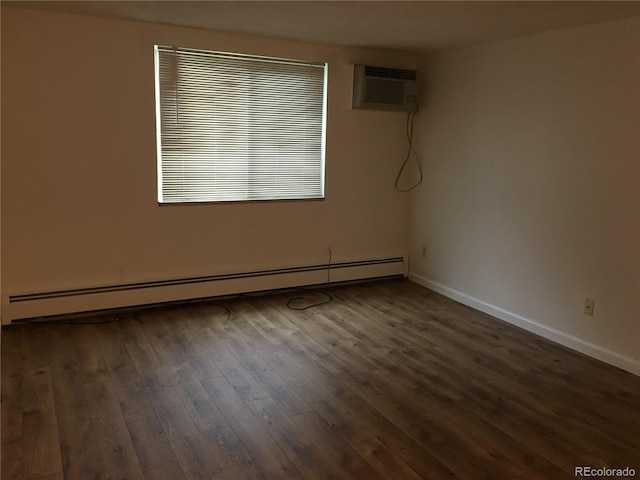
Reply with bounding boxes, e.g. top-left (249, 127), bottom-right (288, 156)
top-left (352, 64), bottom-right (418, 112)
